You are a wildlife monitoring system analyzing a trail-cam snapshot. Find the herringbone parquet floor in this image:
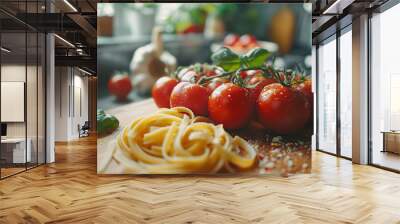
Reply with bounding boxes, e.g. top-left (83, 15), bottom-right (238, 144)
top-left (1, 135), bottom-right (400, 224)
